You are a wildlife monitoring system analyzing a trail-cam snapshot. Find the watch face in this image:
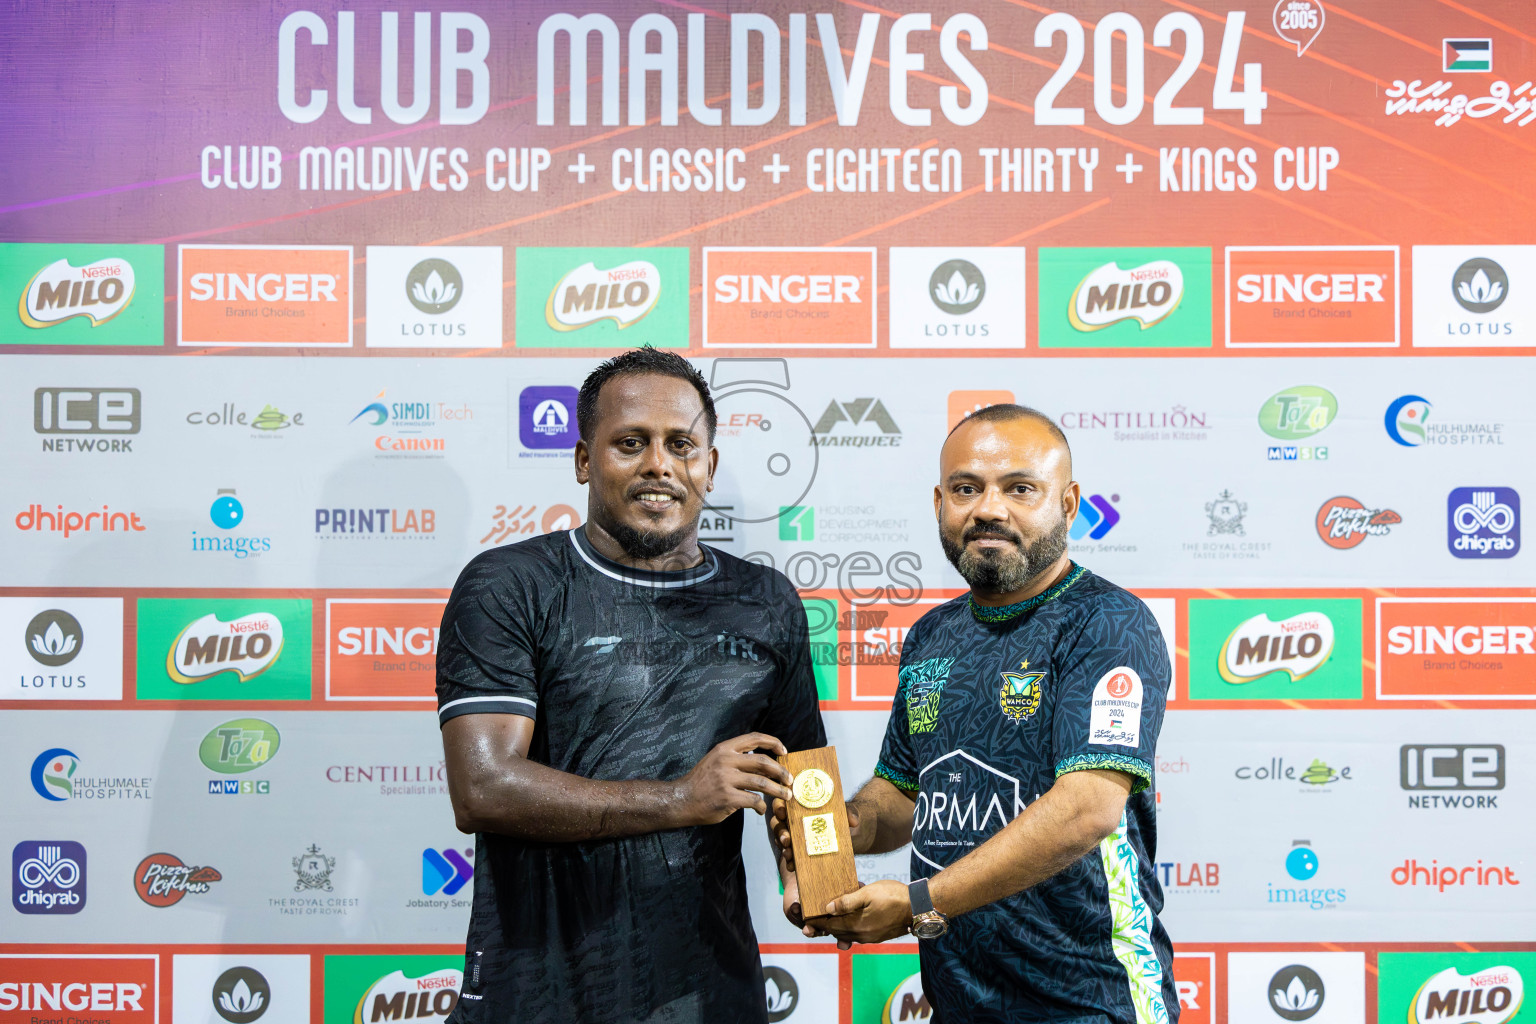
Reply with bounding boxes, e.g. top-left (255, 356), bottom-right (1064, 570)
top-left (913, 916), bottom-right (948, 940)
